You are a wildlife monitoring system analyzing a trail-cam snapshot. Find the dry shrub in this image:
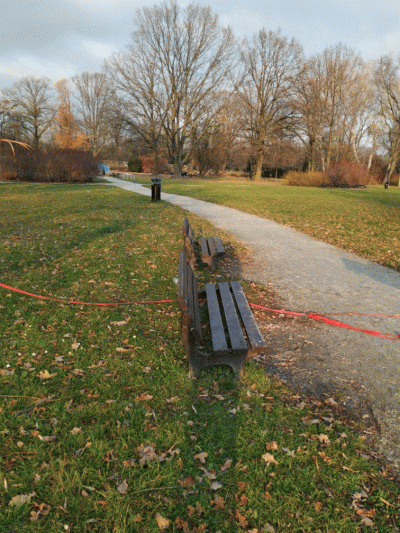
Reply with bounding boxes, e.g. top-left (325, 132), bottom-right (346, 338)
top-left (1, 148), bottom-right (99, 182)
top-left (139, 155), bottom-right (170, 174)
top-left (285, 171), bottom-right (327, 187)
top-left (326, 159), bottom-right (369, 187)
